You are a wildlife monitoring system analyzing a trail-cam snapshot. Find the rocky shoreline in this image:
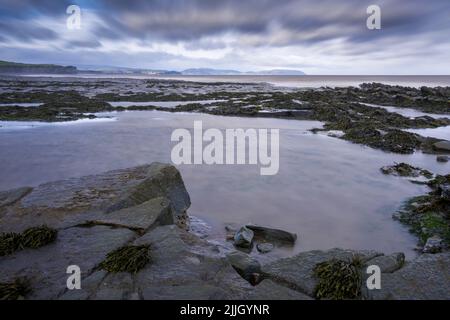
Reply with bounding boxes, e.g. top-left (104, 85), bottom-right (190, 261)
top-left (1, 163), bottom-right (448, 300)
top-left (1, 78), bottom-right (450, 156)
